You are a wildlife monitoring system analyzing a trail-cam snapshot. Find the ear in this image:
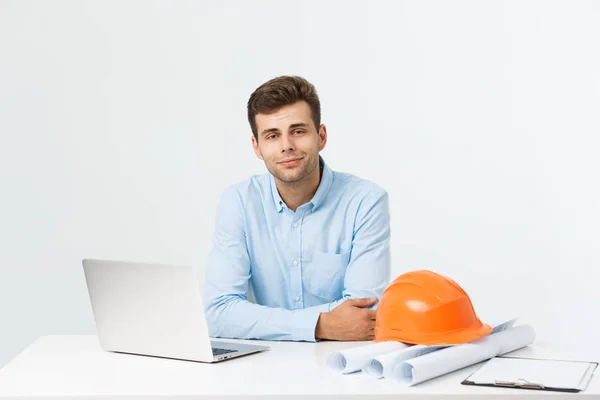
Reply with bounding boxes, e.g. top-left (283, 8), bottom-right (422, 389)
top-left (318, 124), bottom-right (327, 151)
top-left (252, 135), bottom-right (264, 160)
